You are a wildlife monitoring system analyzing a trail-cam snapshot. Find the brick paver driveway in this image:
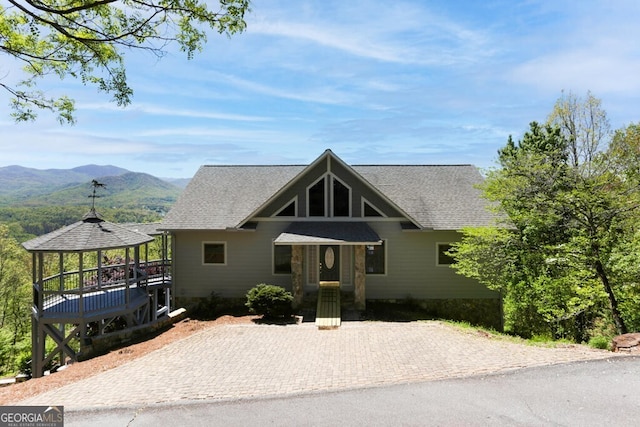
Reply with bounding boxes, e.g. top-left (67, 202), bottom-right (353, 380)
top-left (19, 321), bottom-right (617, 410)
